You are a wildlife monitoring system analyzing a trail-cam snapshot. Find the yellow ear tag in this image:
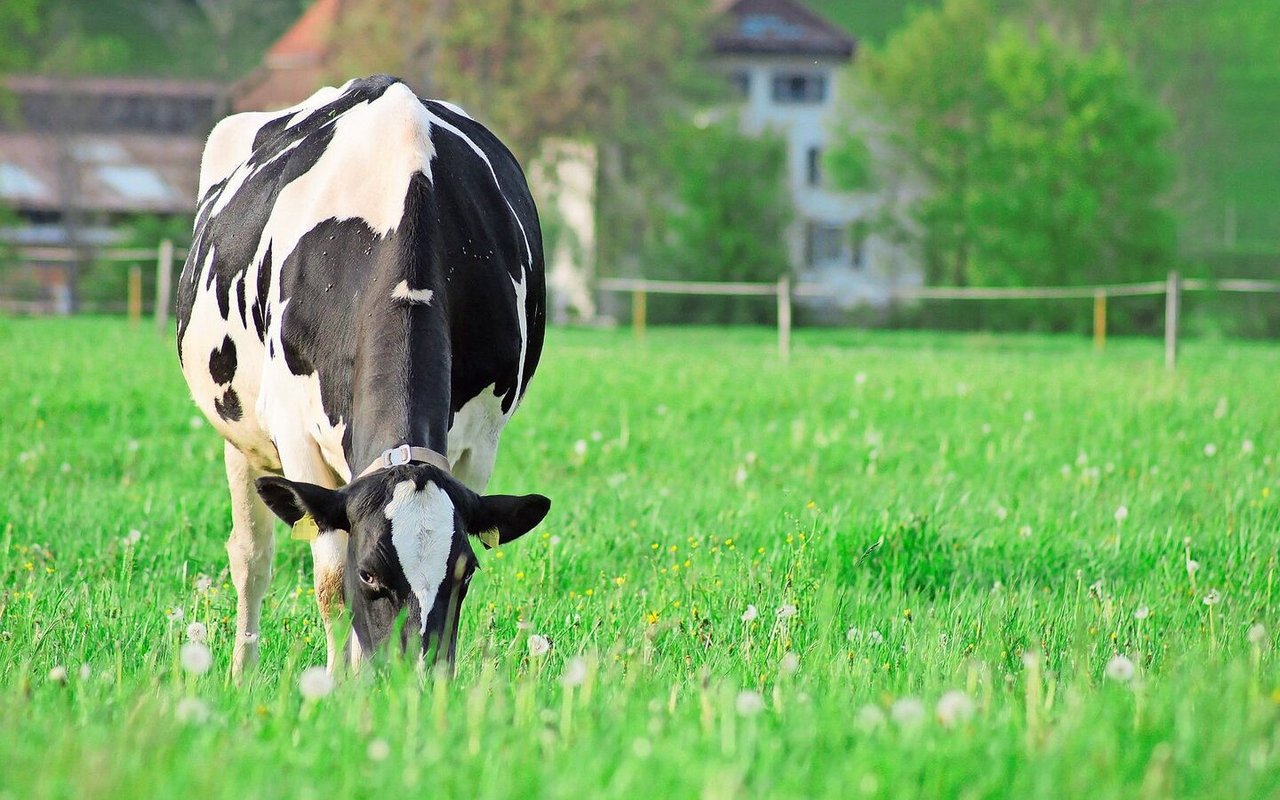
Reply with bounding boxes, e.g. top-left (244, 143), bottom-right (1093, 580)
top-left (478, 528), bottom-right (500, 550)
top-left (291, 514), bottom-right (320, 542)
